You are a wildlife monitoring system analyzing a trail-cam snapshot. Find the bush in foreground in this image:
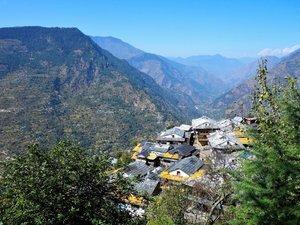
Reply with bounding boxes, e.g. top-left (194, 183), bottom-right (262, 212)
top-left (0, 141), bottom-right (141, 225)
